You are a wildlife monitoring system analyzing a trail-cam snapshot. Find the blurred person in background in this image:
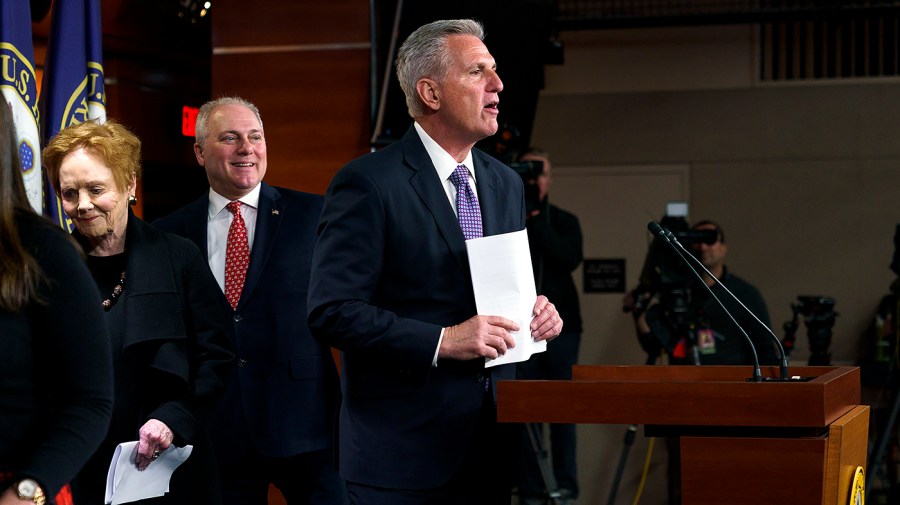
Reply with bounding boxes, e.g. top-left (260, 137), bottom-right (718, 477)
top-left (514, 148), bottom-right (583, 505)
